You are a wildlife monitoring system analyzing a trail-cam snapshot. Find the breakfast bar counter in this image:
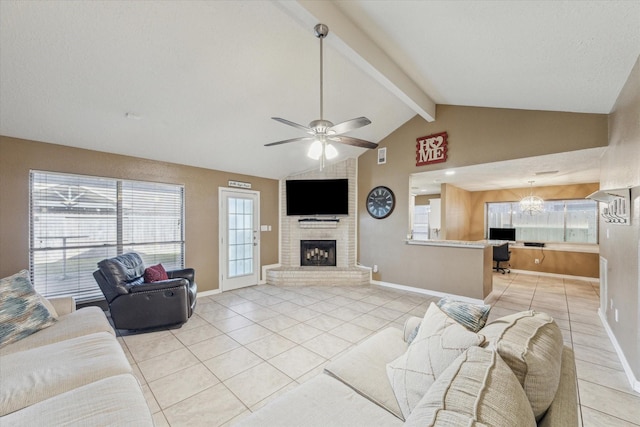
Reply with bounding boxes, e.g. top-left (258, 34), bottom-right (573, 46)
top-left (400, 239), bottom-right (493, 301)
